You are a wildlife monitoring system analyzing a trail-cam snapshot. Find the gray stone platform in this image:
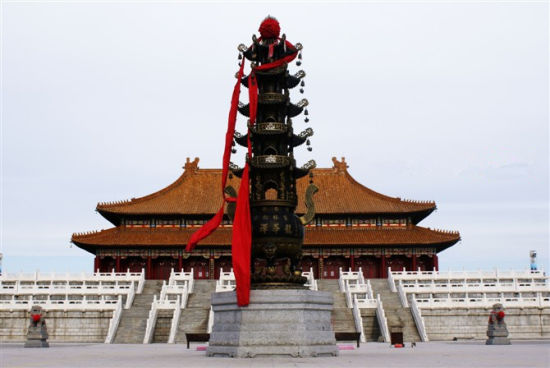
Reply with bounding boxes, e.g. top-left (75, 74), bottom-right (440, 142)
top-left (207, 289), bottom-right (339, 357)
top-left (1, 341), bottom-right (549, 367)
